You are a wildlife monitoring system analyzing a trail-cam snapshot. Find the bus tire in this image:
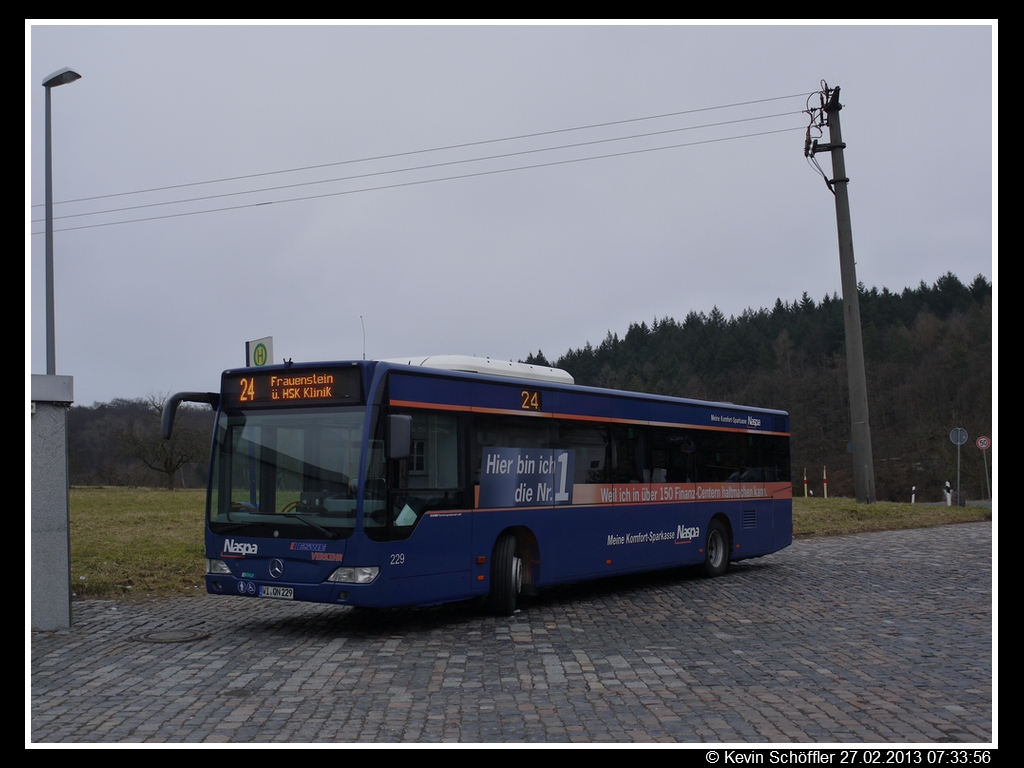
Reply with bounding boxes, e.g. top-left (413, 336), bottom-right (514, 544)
top-left (703, 518), bottom-right (729, 577)
top-left (487, 533), bottom-right (522, 616)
